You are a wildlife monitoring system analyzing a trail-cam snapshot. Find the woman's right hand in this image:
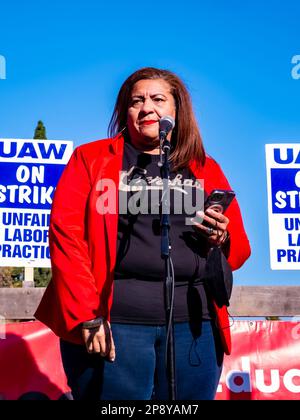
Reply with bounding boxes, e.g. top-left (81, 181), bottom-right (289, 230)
top-left (82, 320), bottom-right (115, 362)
